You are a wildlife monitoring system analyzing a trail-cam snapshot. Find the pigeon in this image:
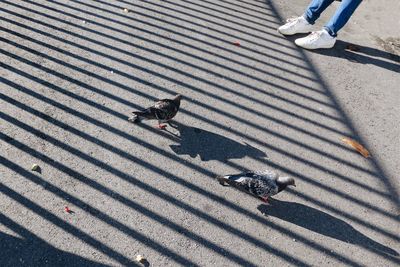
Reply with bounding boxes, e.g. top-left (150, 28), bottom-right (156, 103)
top-left (128, 94), bottom-right (182, 129)
top-left (217, 170), bottom-right (295, 203)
